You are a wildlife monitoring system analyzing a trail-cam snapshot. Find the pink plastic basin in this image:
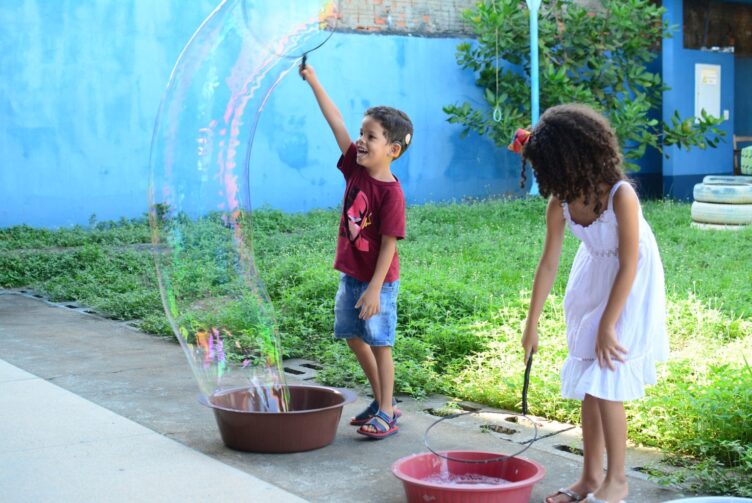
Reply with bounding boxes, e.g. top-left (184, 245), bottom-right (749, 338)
top-left (392, 451), bottom-right (545, 503)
